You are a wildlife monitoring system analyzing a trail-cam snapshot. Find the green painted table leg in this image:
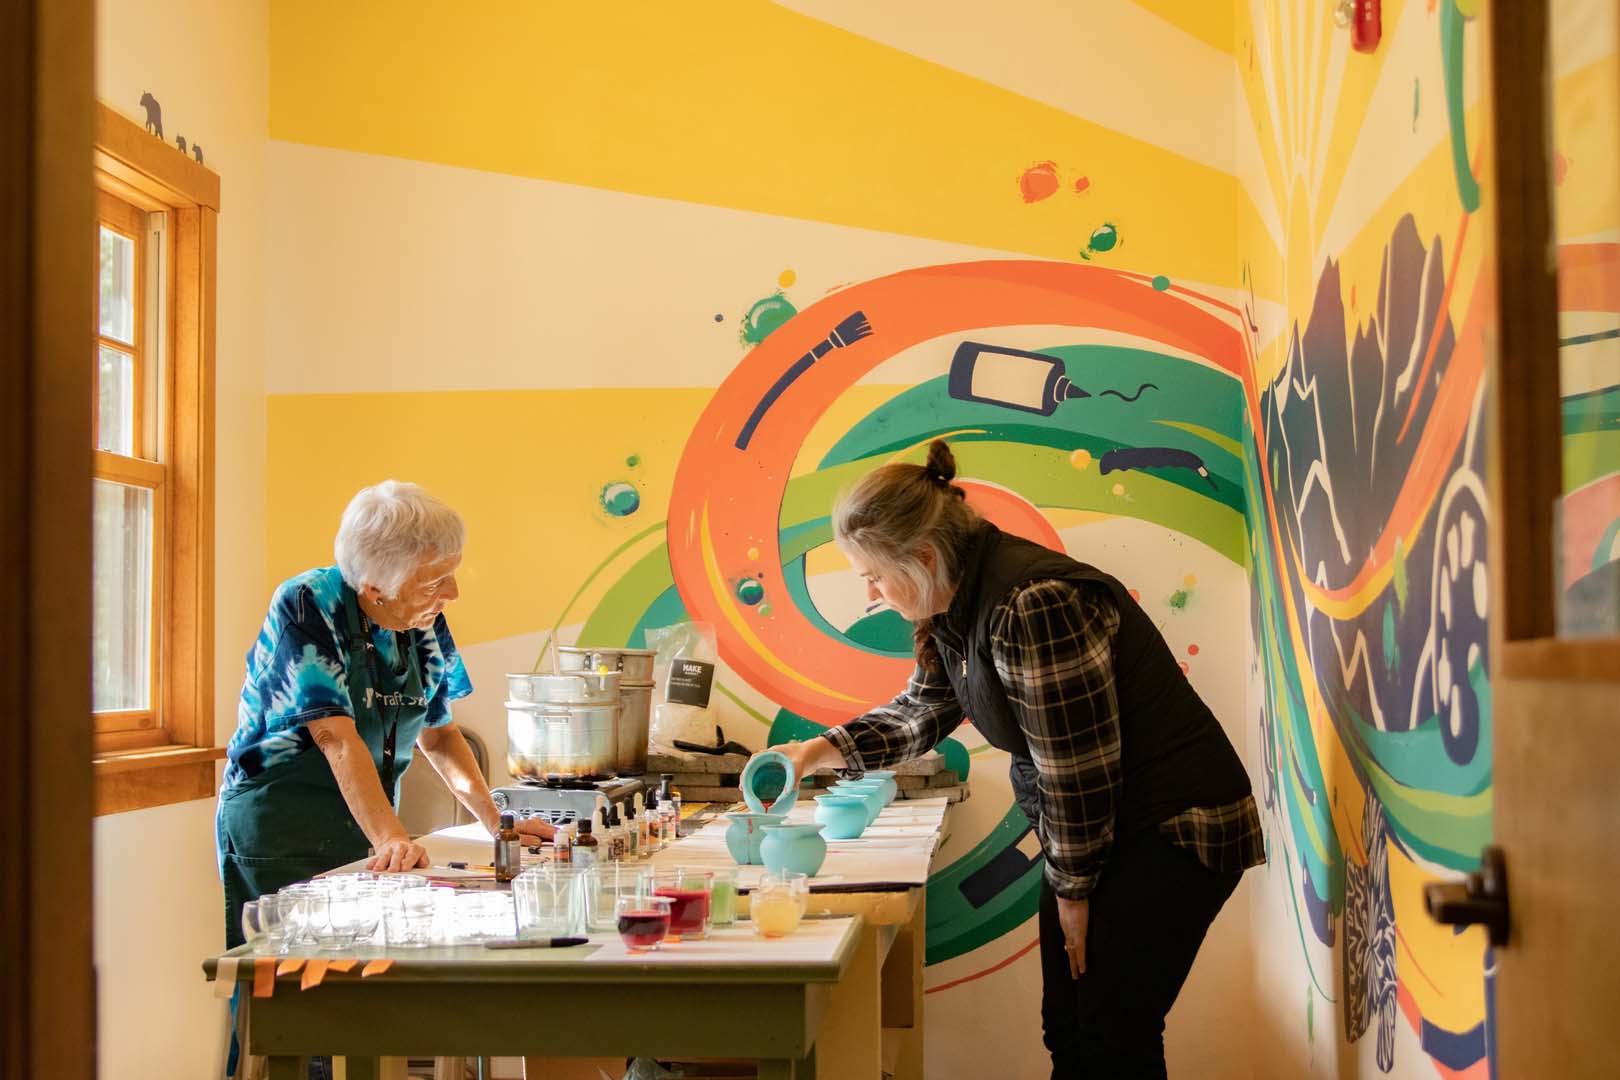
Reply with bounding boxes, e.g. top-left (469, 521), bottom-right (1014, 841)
top-left (268, 1057), bottom-right (305, 1080)
top-left (758, 1046), bottom-right (816, 1080)
top-left (343, 1056), bottom-right (380, 1080)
